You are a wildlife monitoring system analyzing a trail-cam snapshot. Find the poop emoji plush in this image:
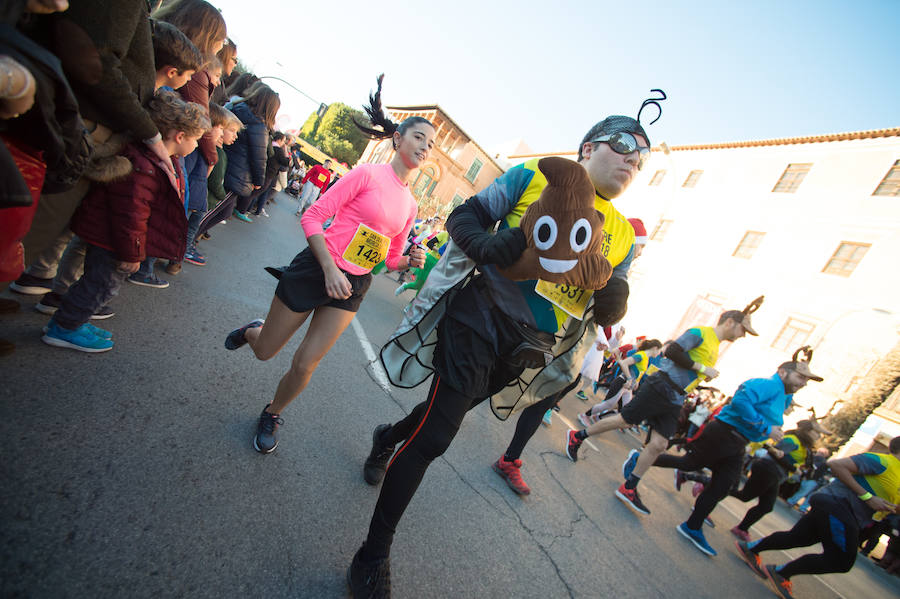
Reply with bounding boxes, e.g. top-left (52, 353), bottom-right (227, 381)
top-left (498, 157), bottom-right (613, 290)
